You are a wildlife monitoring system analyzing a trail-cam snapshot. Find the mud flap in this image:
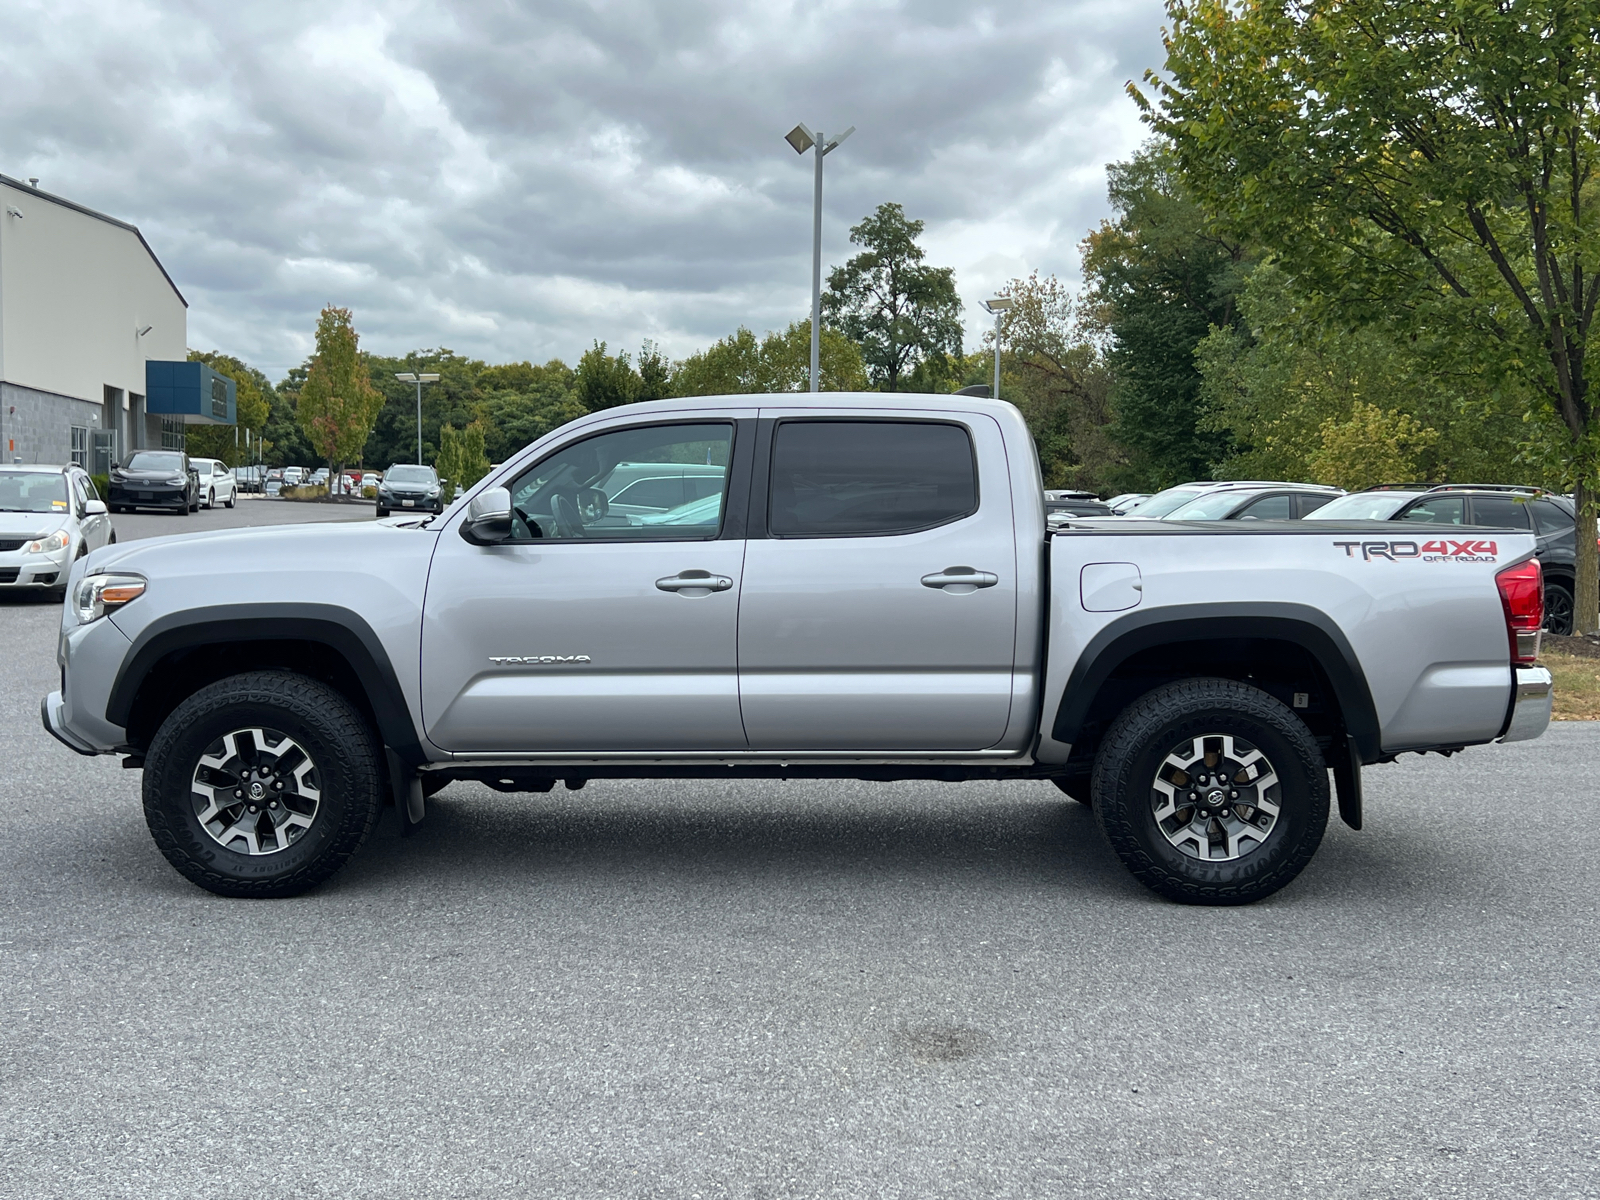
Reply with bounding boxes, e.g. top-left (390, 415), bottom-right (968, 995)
top-left (1332, 736), bottom-right (1362, 831)
top-left (386, 746), bottom-right (425, 836)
